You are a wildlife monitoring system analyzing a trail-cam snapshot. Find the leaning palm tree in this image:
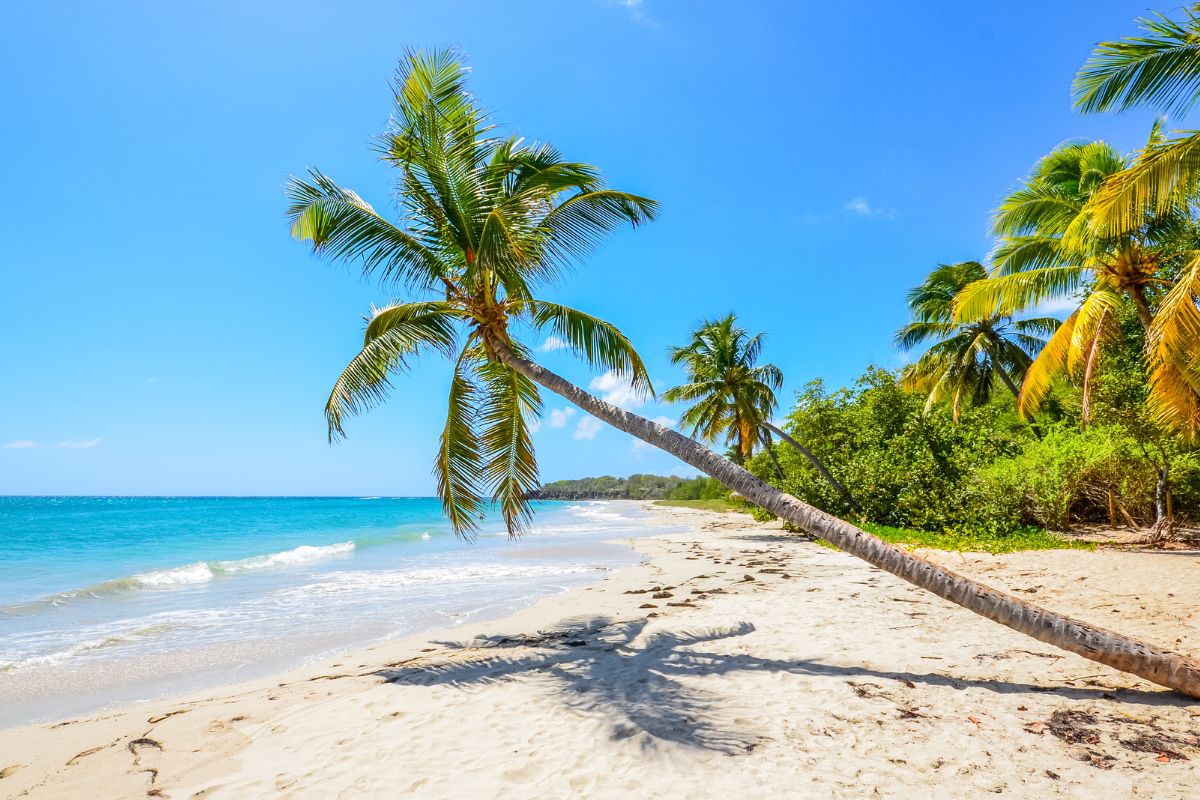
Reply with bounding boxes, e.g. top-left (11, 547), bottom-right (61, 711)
top-left (289, 48), bottom-right (1200, 696)
top-left (663, 315), bottom-right (861, 512)
top-left (896, 261), bottom-right (1053, 422)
